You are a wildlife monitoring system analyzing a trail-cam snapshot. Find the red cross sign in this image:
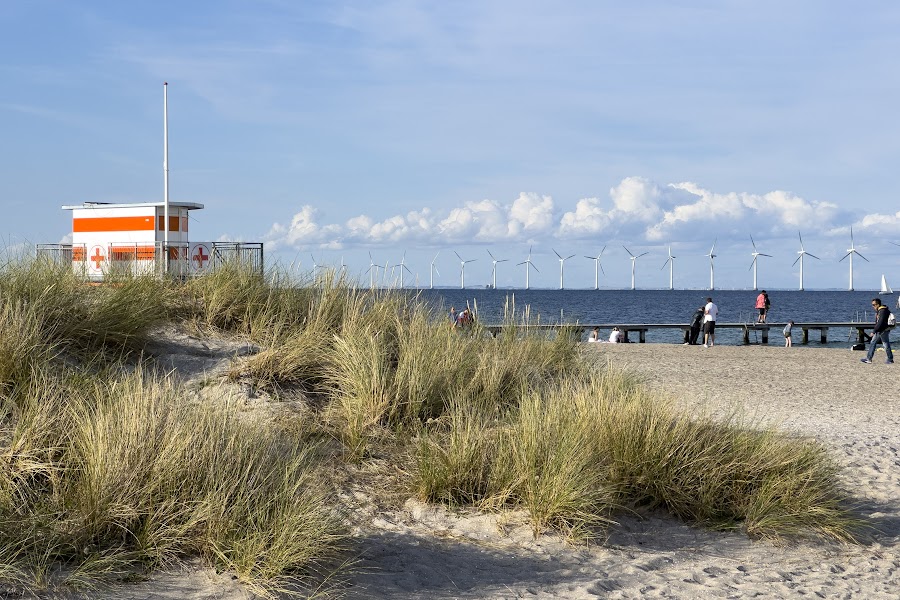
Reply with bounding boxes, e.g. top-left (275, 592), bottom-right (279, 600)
top-left (192, 245), bottom-right (210, 269)
top-left (90, 246), bottom-right (106, 269)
